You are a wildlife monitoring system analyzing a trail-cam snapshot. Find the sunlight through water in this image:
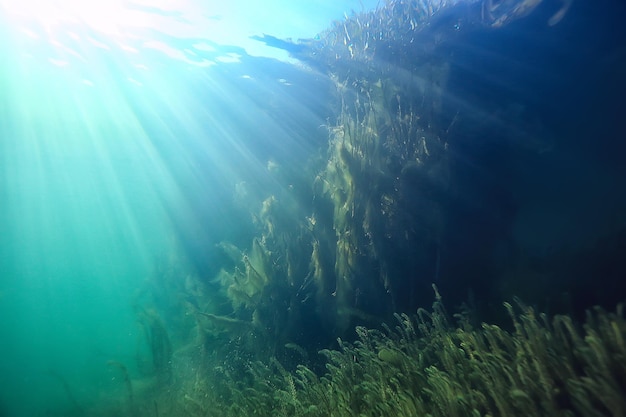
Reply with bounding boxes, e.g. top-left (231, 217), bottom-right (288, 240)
top-left (1, 0), bottom-right (625, 416)
top-left (0, 1), bottom-right (380, 416)
top-left (1, 0), bottom-right (150, 35)
top-left (1, 0), bottom-right (380, 59)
